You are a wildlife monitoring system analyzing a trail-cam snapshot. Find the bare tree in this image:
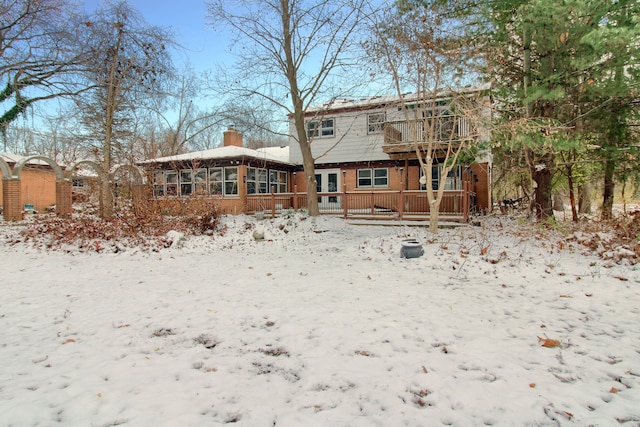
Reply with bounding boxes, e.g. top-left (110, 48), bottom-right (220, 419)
top-left (371, 4), bottom-right (488, 233)
top-left (206, 0), bottom-right (369, 216)
top-left (0, 0), bottom-right (90, 145)
top-left (76, 0), bottom-right (175, 219)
